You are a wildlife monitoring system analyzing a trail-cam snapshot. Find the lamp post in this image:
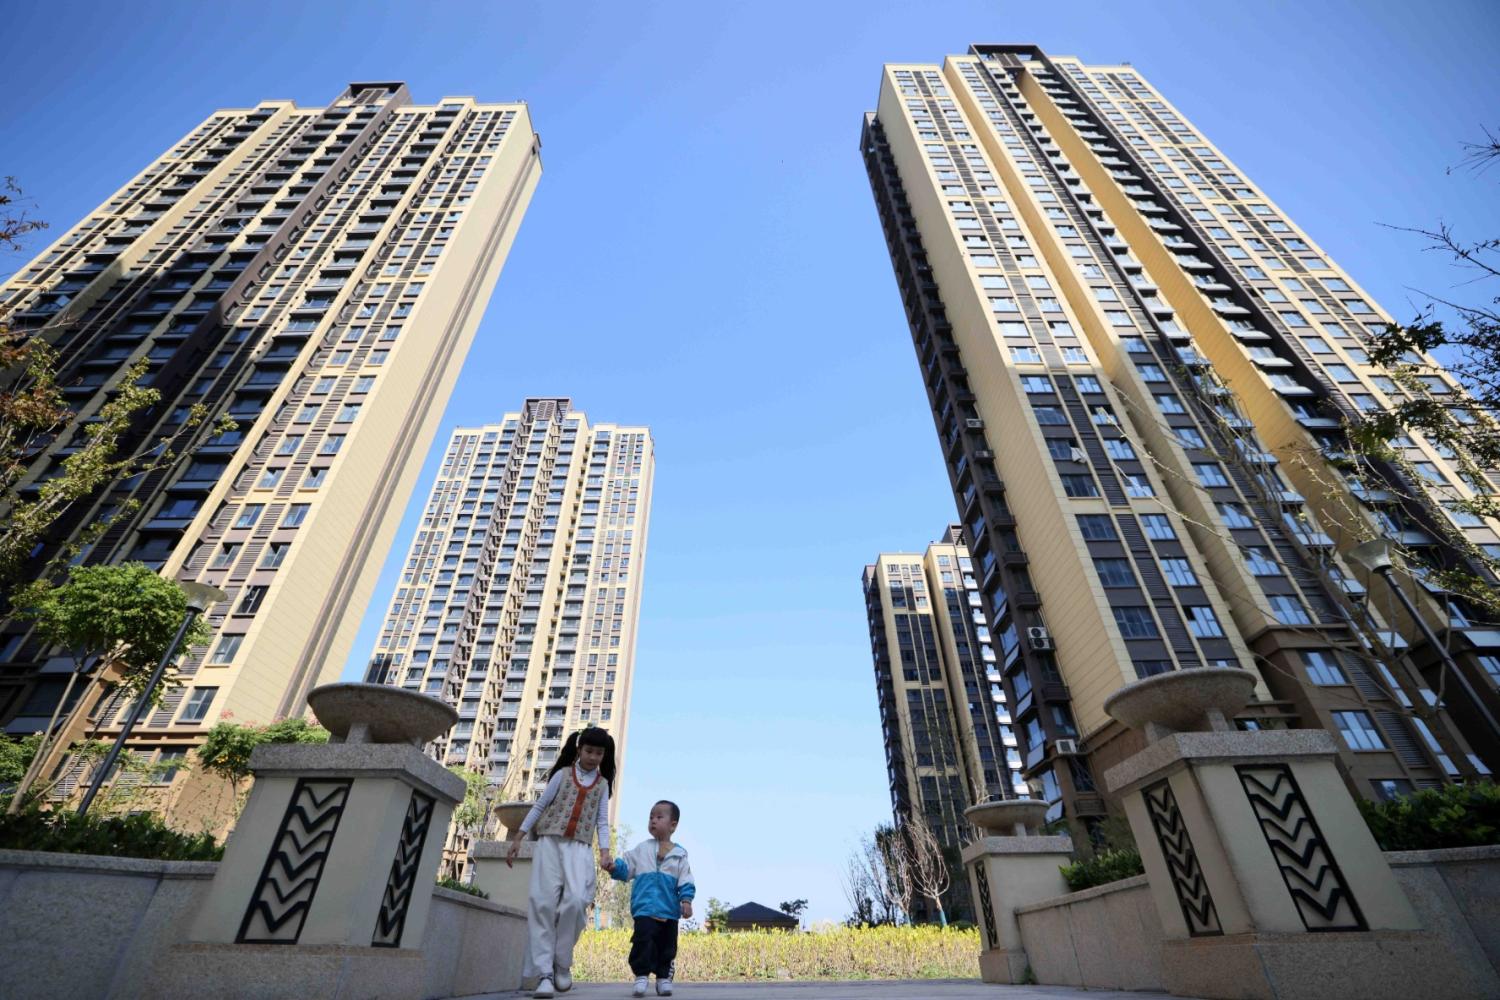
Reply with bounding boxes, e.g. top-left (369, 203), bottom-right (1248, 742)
top-left (76, 581), bottom-right (226, 816)
top-left (1347, 538), bottom-right (1500, 764)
